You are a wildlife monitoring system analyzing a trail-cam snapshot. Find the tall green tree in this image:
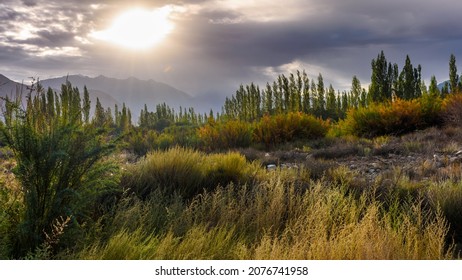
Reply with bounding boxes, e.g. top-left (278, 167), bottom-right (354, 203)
top-left (429, 75), bottom-right (440, 97)
top-left (83, 86), bottom-right (91, 124)
top-left (264, 82), bottom-right (273, 115)
top-left (449, 54), bottom-right (459, 93)
top-left (370, 51), bottom-right (392, 102)
top-left (314, 73), bottom-right (325, 117)
top-left (301, 71), bottom-right (311, 113)
top-left (326, 84), bottom-right (337, 120)
top-left (398, 55), bottom-right (416, 99)
top-left (351, 75), bottom-right (362, 108)
top-left (93, 97), bottom-right (106, 127)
